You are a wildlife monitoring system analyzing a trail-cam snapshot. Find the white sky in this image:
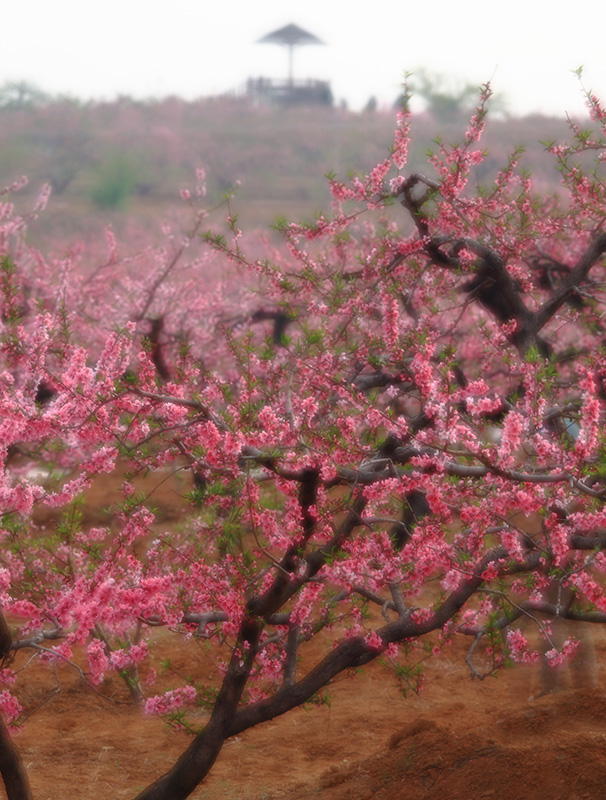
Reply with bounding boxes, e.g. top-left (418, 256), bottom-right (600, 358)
top-left (3, 0), bottom-right (606, 117)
